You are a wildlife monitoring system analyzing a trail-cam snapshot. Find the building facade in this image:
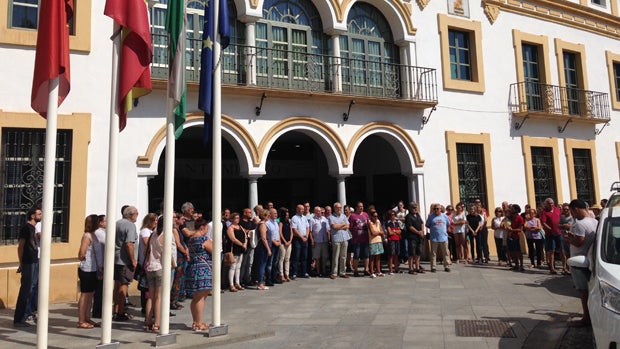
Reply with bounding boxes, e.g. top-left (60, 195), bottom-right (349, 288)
top-left (0, 0), bottom-right (619, 306)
